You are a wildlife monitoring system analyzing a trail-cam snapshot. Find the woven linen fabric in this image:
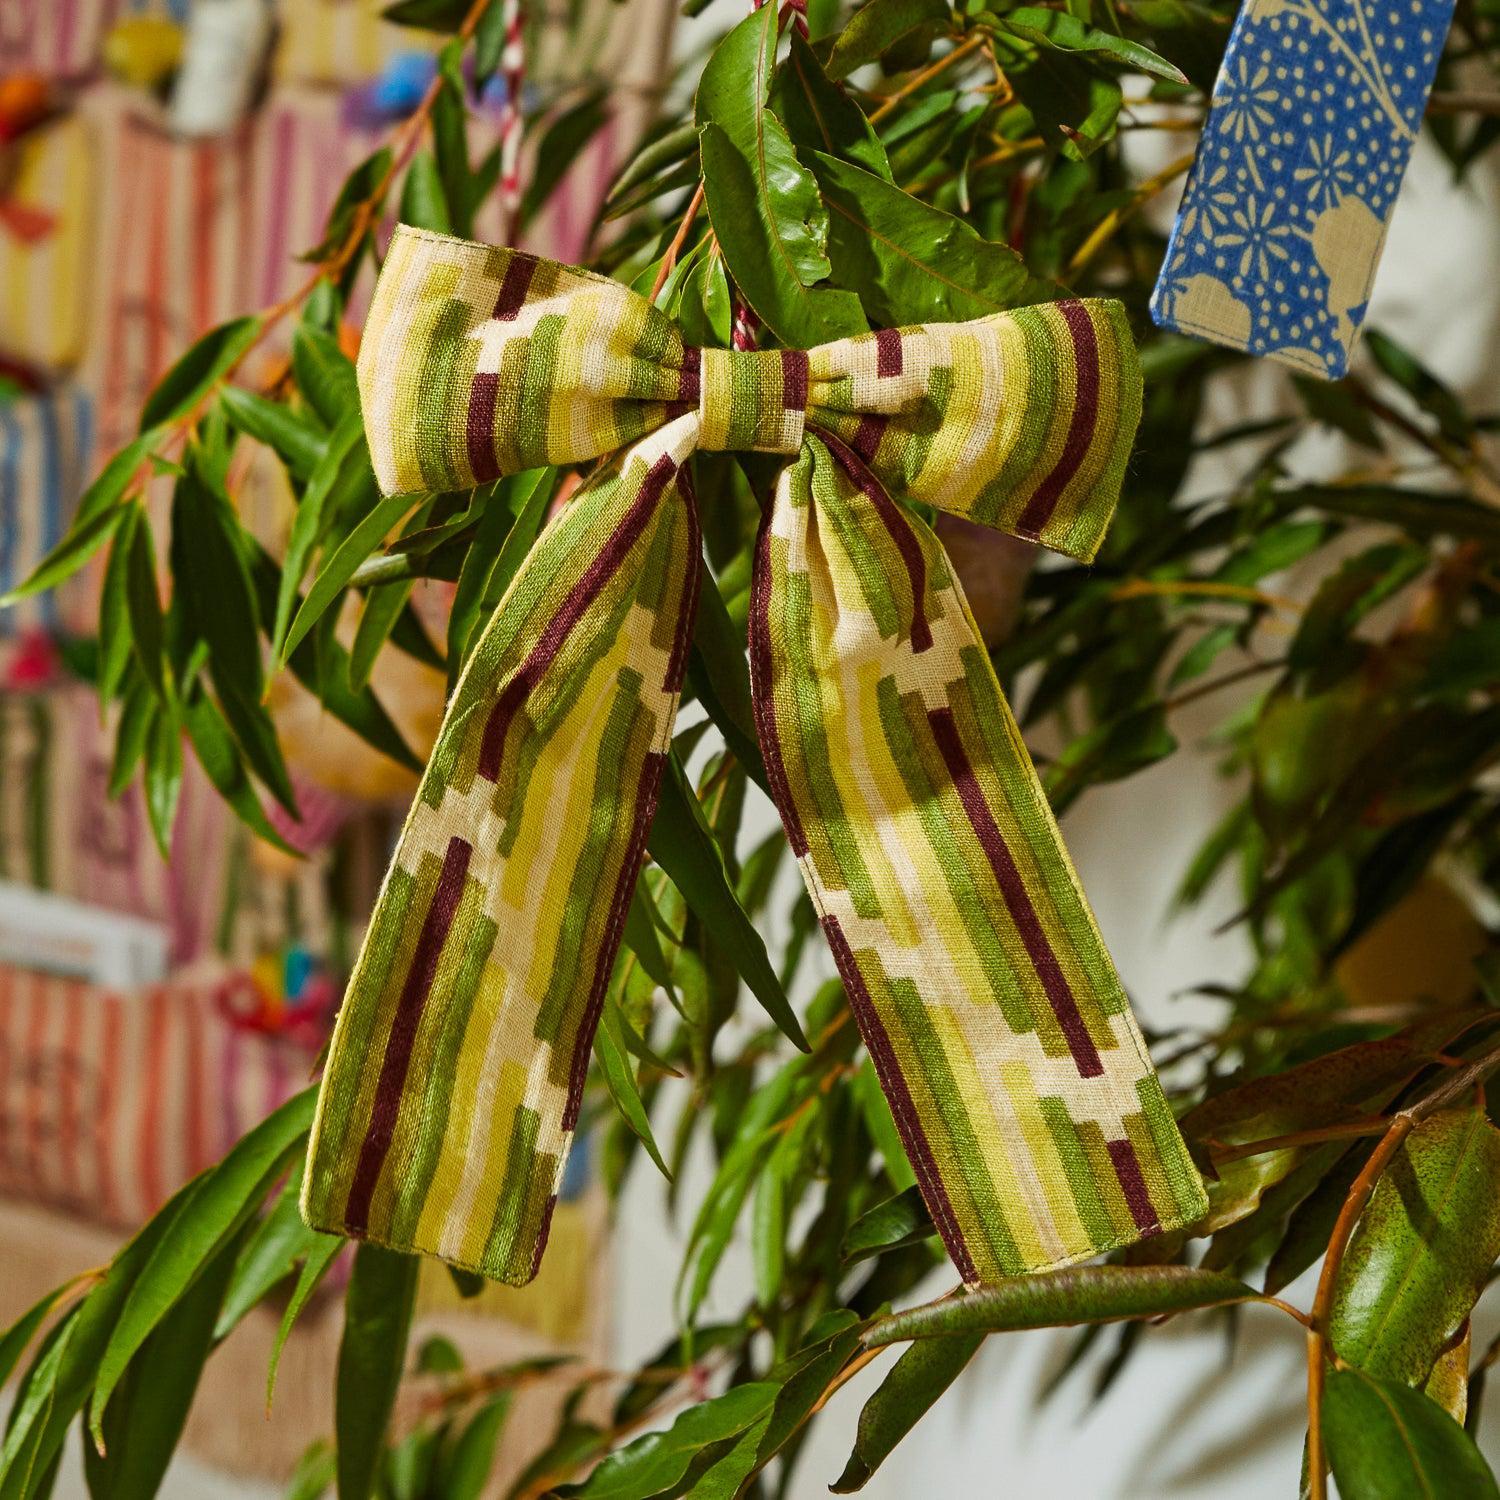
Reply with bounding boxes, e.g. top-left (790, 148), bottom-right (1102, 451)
top-left (1151, 0), bottom-right (1455, 377)
top-left (302, 224), bottom-right (1208, 1287)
